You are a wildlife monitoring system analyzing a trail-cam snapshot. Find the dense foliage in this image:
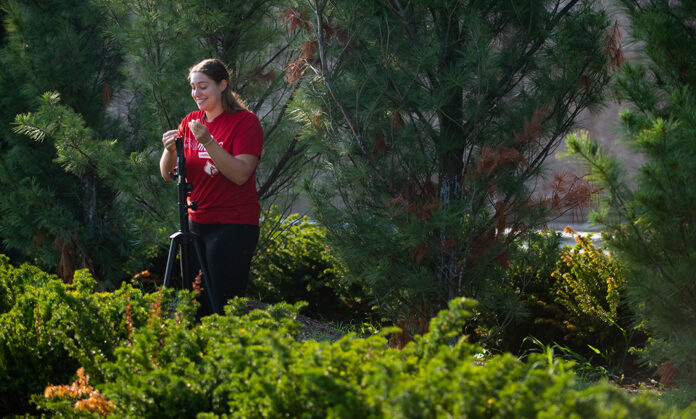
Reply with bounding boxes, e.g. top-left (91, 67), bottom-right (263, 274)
top-left (566, 0), bottom-right (696, 397)
top-left (2, 0), bottom-right (696, 414)
top-left (249, 209), bottom-right (371, 321)
top-left (2, 257), bottom-right (691, 417)
top-left (550, 230), bottom-right (644, 380)
top-left (472, 230), bottom-right (643, 382)
top-left (0, 0), bottom-right (127, 285)
top-left (287, 0), bottom-right (615, 327)
top-left (0, 256), bottom-right (194, 415)
top-left (34, 293), bottom-right (693, 418)
top-left (0, 0), bottom-right (319, 287)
